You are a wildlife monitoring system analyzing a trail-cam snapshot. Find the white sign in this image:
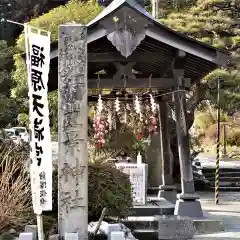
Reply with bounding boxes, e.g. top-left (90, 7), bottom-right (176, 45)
top-left (25, 24), bottom-right (52, 213)
top-left (115, 163), bottom-right (148, 205)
